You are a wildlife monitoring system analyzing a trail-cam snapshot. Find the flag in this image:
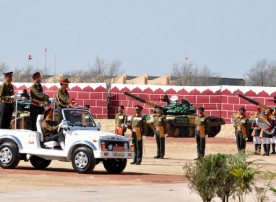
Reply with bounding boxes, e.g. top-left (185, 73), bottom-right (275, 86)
top-left (28, 54), bottom-right (32, 60)
top-left (185, 56), bottom-right (189, 61)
